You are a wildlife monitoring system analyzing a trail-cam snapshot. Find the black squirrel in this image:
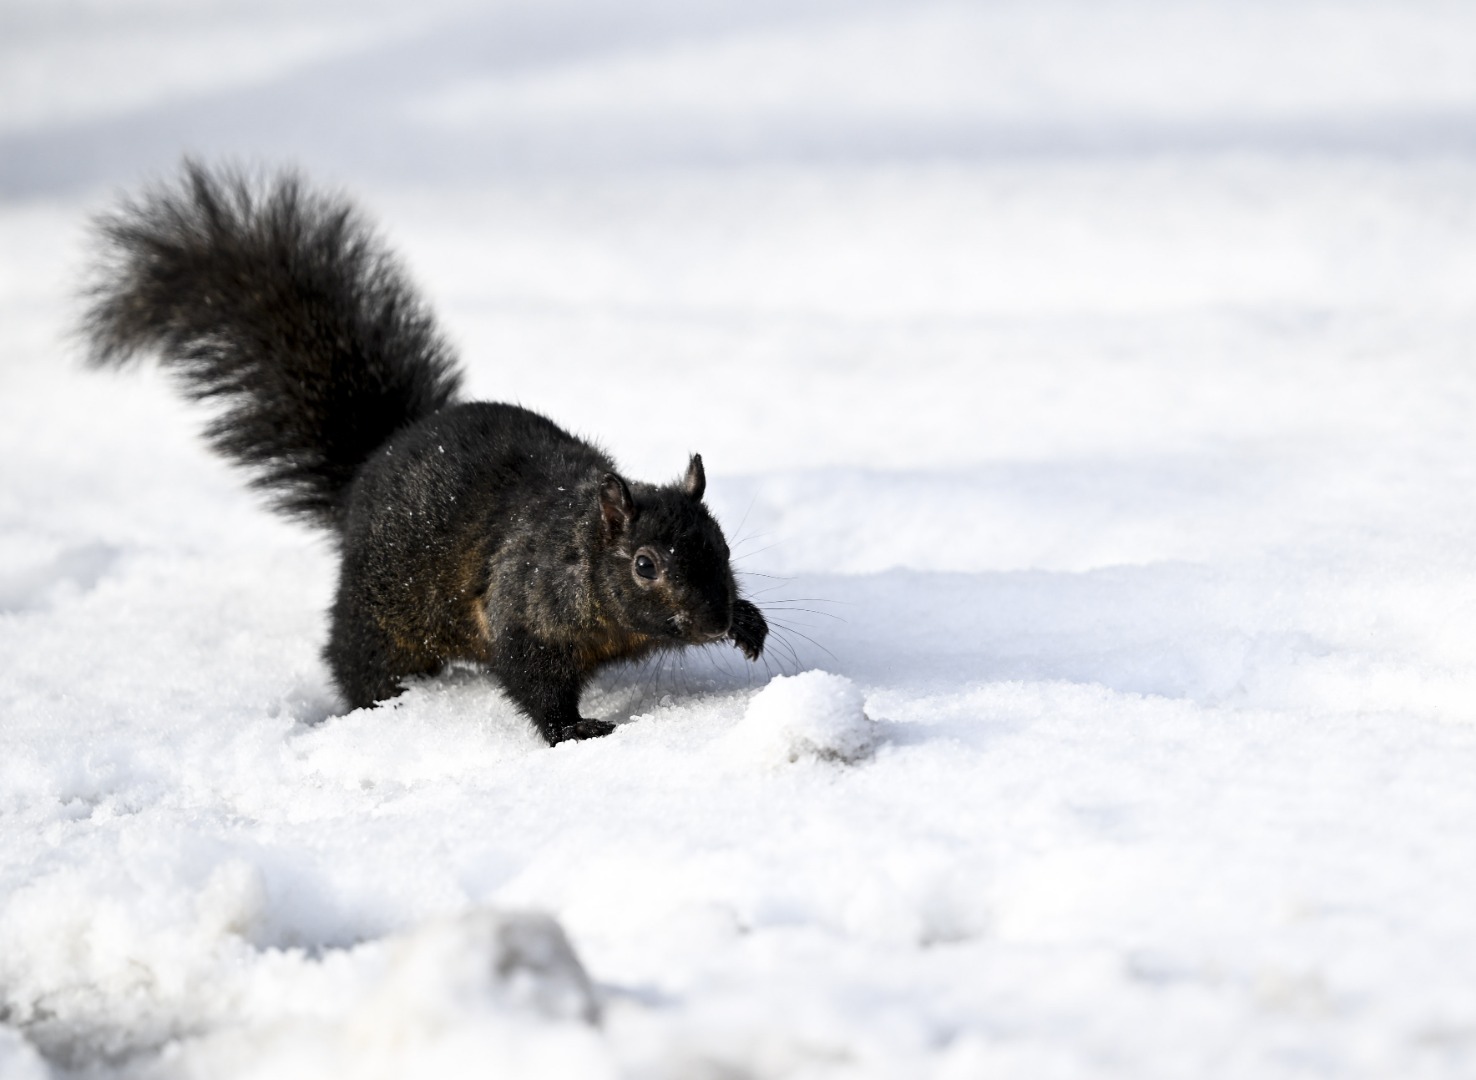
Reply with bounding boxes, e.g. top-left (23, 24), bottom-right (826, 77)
top-left (81, 161), bottom-right (768, 745)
